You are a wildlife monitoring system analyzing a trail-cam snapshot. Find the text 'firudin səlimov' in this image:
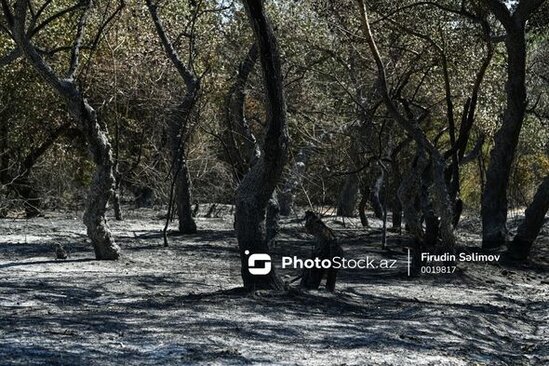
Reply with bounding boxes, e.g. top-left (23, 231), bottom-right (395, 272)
top-left (421, 252), bottom-right (501, 263)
